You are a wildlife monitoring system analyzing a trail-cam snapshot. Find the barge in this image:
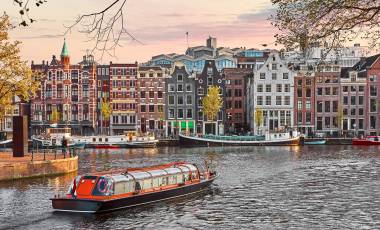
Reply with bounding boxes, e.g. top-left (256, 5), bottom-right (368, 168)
top-left (51, 162), bottom-right (217, 213)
